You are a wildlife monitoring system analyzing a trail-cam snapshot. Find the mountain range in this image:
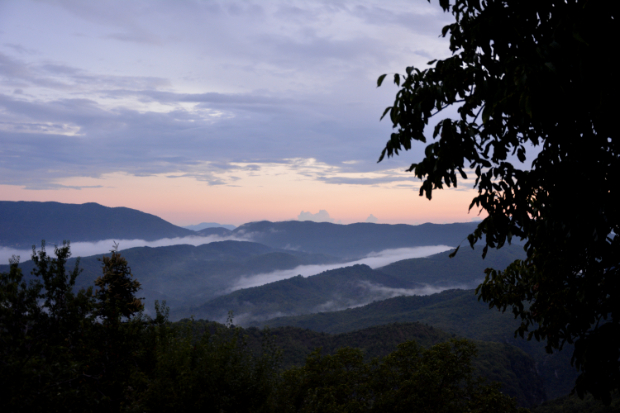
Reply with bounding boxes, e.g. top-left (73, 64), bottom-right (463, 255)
top-left (0, 201), bottom-right (194, 248)
top-left (3, 200), bottom-right (589, 408)
top-left (1, 201), bottom-right (484, 260)
top-left (233, 220), bottom-right (480, 258)
top-left (181, 244), bottom-right (524, 323)
top-left (183, 222), bottom-right (236, 231)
